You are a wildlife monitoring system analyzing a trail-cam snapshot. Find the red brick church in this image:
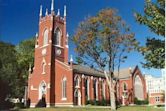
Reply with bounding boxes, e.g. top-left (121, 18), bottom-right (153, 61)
top-left (27, 0), bottom-right (147, 107)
